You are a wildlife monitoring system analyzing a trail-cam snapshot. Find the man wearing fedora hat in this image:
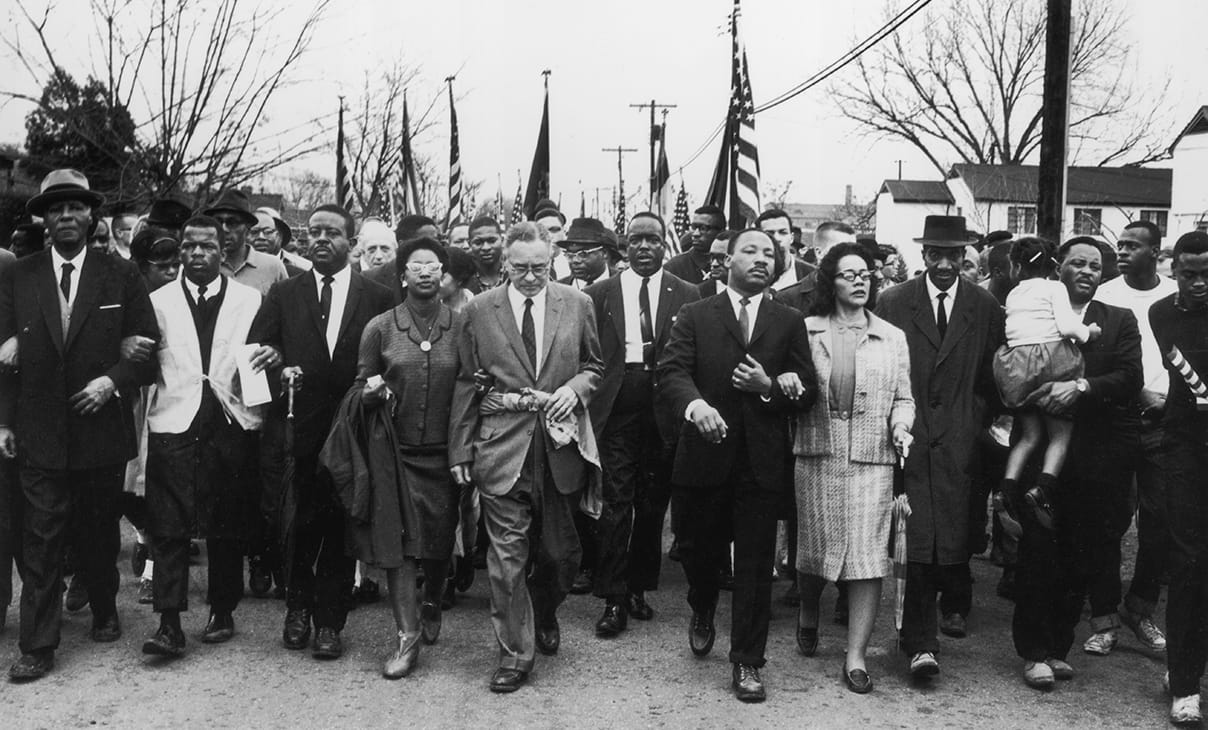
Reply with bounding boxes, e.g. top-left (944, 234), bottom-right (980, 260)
top-left (0, 169), bottom-right (159, 681)
top-left (559, 218), bottom-right (616, 291)
top-left (205, 189), bottom-right (287, 296)
top-left (875, 214), bottom-right (1004, 681)
top-left (251, 206), bottom-right (311, 278)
